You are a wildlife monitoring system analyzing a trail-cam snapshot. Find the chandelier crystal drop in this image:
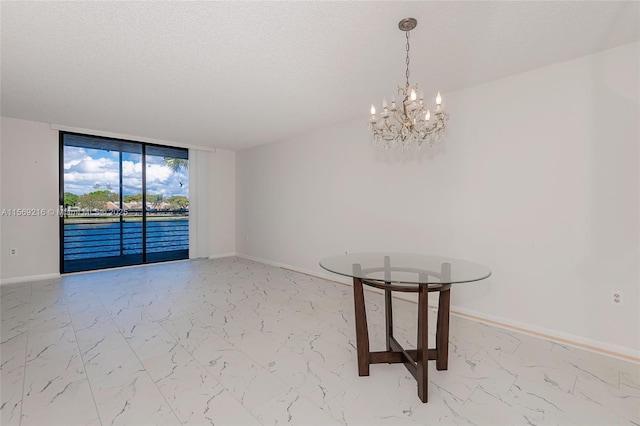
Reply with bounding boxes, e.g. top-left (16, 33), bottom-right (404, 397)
top-left (369, 18), bottom-right (449, 150)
